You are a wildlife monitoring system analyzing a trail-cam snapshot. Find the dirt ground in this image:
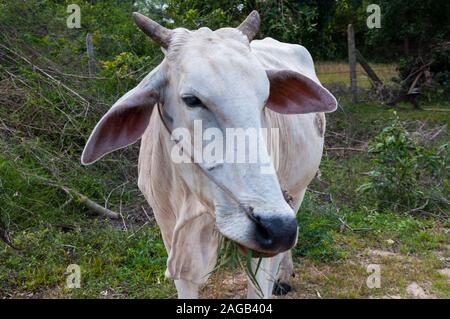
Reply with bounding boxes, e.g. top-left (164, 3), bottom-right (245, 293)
top-left (201, 247), bottom-right (450, 299)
